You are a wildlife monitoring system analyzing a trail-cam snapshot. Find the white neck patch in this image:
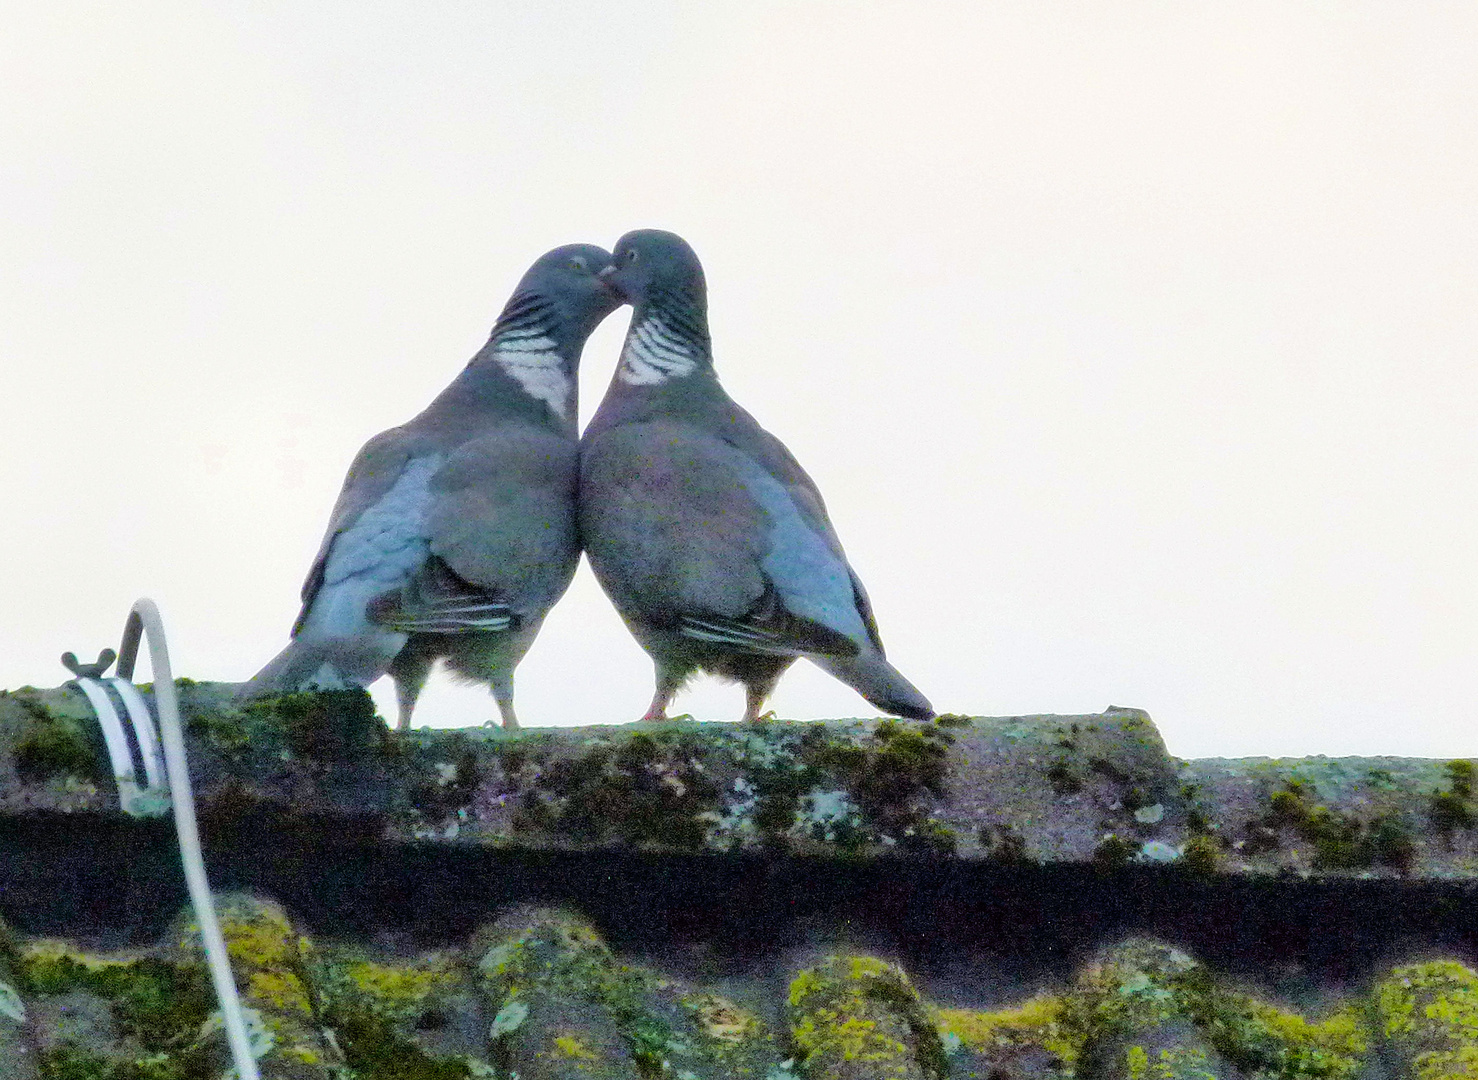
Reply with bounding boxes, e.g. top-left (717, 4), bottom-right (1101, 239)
top-left (492, 329), bottom-right (570, 420)
top-left (617, 316), bottom-right (699, 386)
